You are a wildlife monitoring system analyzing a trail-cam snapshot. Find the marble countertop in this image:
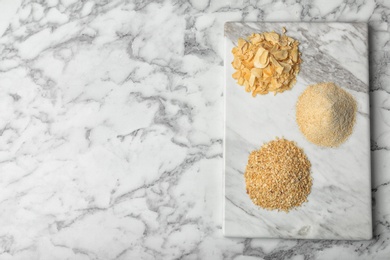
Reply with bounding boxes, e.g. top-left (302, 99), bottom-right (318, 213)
top-left (0, 0), bottom-right (389, 259)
